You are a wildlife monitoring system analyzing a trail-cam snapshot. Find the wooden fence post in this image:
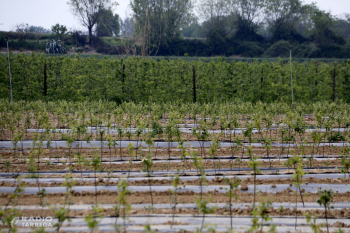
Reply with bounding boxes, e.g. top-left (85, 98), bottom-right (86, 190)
top-left (122, 63), bottom-right (125, 94)
top-left (44, 61), bottom-right (47, 97)
top-left (193, 65), bottom-right (196, 103)
top-left (332, 67), bottom-right (336, 102)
